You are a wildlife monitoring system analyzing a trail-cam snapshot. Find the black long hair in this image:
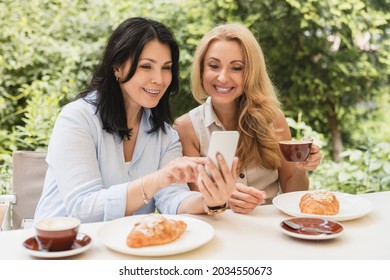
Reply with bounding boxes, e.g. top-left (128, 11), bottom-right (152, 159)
top-left (77, 17), bottom-right (179, 140)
